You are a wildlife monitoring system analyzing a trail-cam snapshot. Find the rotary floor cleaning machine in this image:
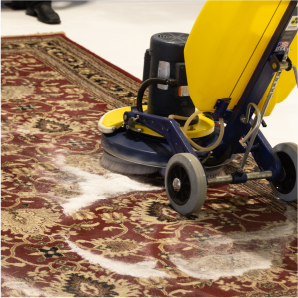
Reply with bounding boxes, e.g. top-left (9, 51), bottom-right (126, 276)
top-left (99, 0), bottom-right (298, 215)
